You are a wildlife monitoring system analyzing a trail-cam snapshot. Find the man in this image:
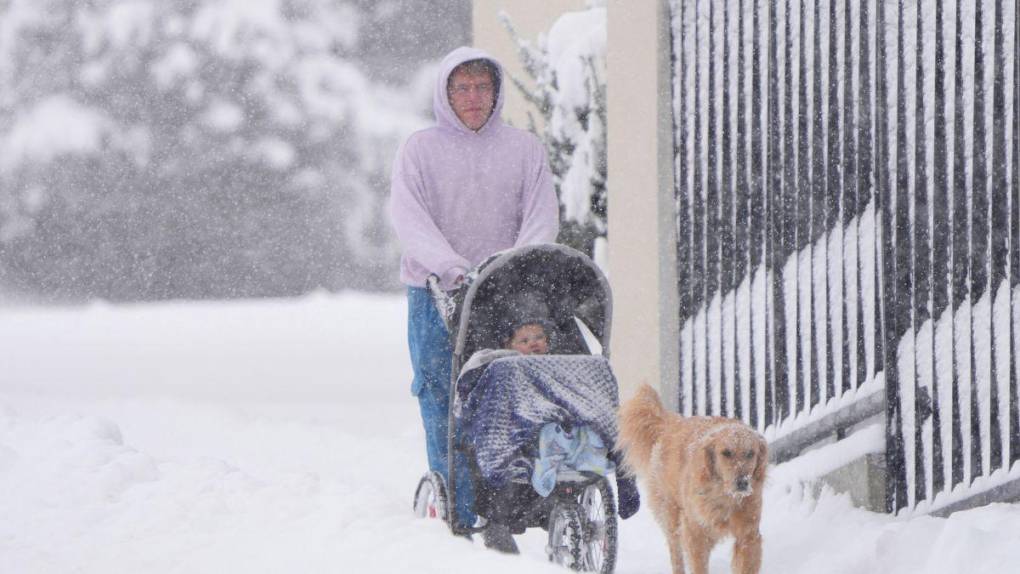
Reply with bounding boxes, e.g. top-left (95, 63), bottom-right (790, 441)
top-left (388, 46), bottom-right (559, 551)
